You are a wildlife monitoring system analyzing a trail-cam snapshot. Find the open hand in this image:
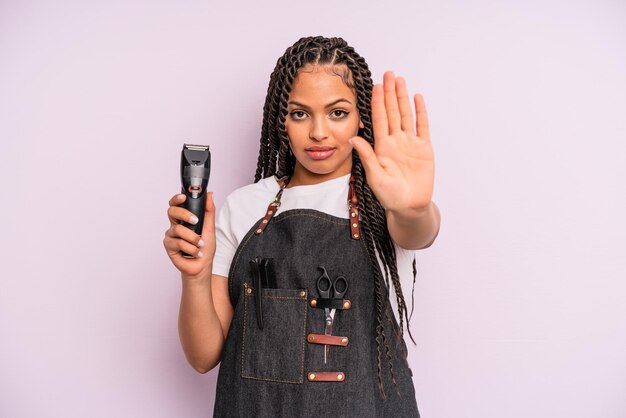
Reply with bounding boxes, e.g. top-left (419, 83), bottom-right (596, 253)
top-left (351, 71), bottom-right (434, 214)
